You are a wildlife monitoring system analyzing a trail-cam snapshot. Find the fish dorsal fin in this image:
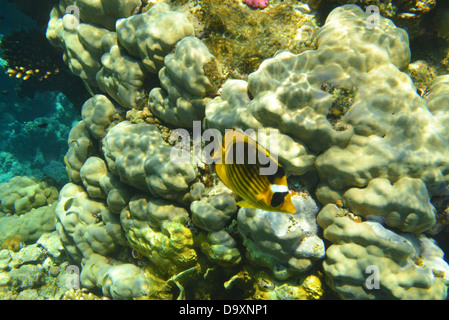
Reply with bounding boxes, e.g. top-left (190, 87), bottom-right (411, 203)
top-left (223, 129), bottom-right (281, 169)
